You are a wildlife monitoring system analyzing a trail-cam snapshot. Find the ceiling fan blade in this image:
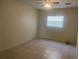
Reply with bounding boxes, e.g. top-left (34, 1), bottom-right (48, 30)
top-left (51, 2), bottom-right (60, 4)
